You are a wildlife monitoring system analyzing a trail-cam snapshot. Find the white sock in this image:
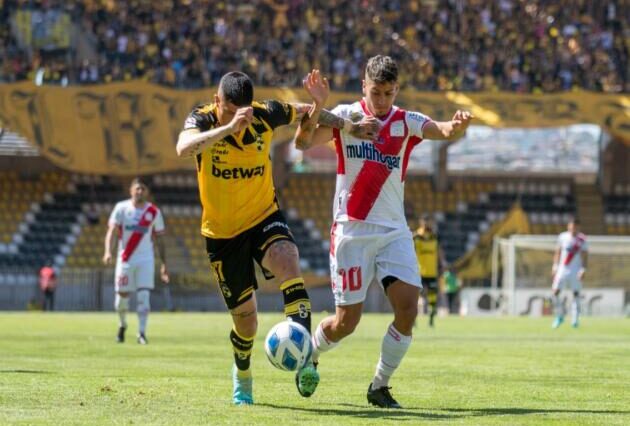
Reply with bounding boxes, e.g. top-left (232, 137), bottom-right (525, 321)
top-left (138, 311), bottom-right (148, 334)
top-left (372, 324), bottom-right (412, 389)
top-left (137, 290), bottom-right (150, 335)
top-left (571, 296), bottom-right (580, 323)
top-left (552, 294), bottom-right (564, 317)
top-left (311, 321), bottom-right (339, 363)
top-left (115, 294), bottom-right (128, 328)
